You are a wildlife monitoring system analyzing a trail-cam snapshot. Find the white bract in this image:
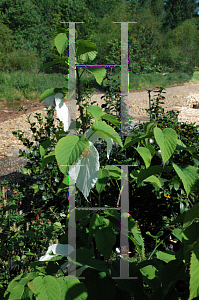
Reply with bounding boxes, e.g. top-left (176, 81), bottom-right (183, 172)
top-left (44, 96), bottom-right (112, 199)
top-left (44, 93), bottom-right (71, 131)
top-left (69, 141), bottom-right (100, 200)
top-left (39, 244), bottom-right (74, 262)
